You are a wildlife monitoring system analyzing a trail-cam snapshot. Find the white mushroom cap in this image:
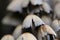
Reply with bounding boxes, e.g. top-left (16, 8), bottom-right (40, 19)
top-left (23, 15), bottom-right (45, 28)
top-left (52, 19), bottom-right (60, 32)
top-left (7, 0), bottom-right (30, 13)
top-left (42, 2), bottom-right (52, 13)
top-left (13, 25), bottom-right (23, 39)
top-left (1, 35), bottom-right (14, 40)
top-left (7, 0), bottom-right (23, 12)
top-left (2, 15), bottom-right (20, 26)
top-left (17, 33), bottom-right (37, 40)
